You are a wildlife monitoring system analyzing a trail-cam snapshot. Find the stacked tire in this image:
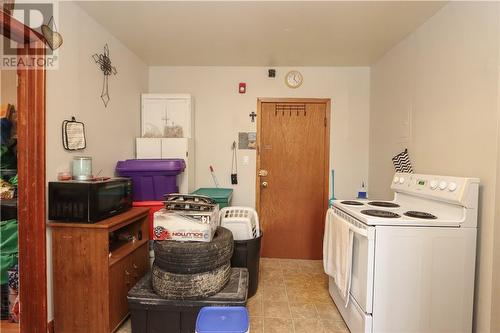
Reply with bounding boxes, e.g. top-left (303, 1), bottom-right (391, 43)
top-left (151, 226), bottom-right (234, 300)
